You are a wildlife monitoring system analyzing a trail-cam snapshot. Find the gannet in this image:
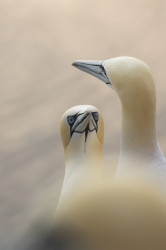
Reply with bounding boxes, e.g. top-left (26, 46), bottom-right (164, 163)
top-left (57, 105), bottom-right (104, 207)
top-left (14, 105), bottom-right (104, 250)
top-left (72, 57), bottom-right (166, 181)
